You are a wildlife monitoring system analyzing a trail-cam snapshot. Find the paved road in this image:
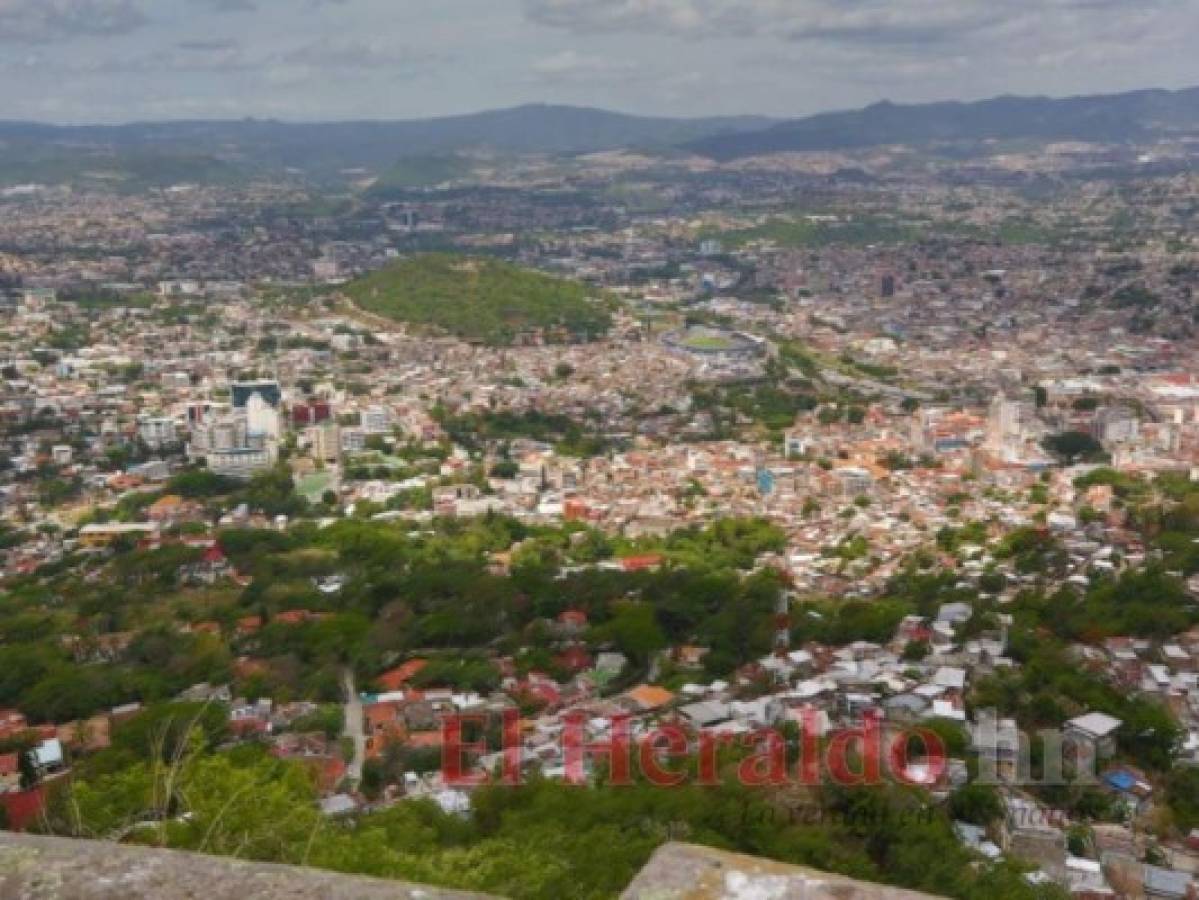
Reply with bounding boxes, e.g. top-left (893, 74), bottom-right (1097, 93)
top-left (342, 668), bottom-right (366, 785)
